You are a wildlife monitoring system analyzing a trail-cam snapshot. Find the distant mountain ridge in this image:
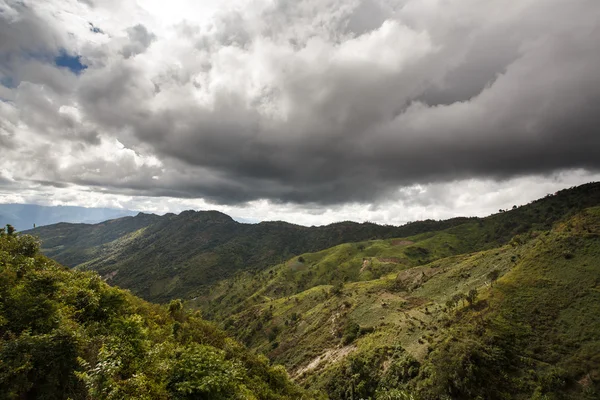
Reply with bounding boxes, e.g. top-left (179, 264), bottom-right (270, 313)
top-left (0, 203), bottom-right (137, 231)
top-left (23, 182), bottom-right (600, 306)
top-left (26, 209), bottom-right (473, 302)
